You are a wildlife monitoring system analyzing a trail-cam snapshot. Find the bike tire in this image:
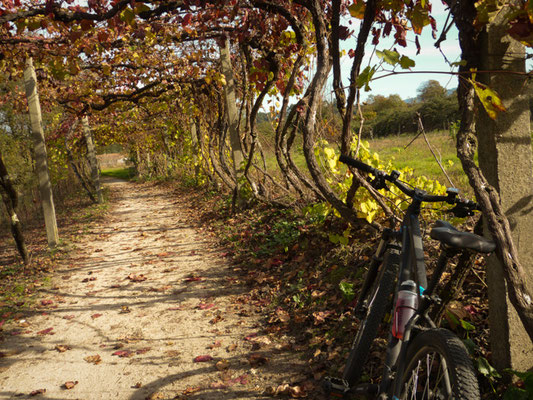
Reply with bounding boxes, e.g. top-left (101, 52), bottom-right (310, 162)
top-left (399, 328), bottom-right (480, 400)
top-left (342, 248), bottom-right (400, 387)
